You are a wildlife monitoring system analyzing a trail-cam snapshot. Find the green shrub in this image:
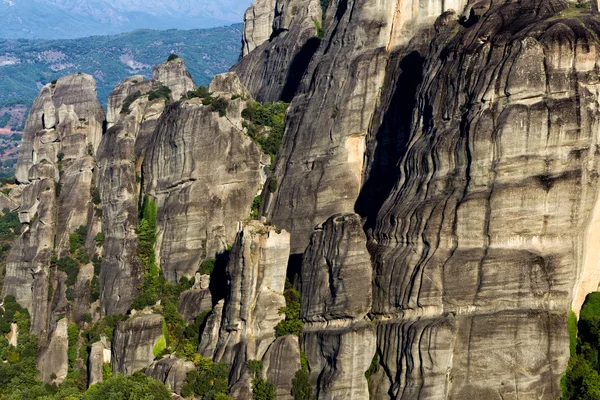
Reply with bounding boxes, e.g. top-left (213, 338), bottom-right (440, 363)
top-left (250, 195), bottom-right (261, 220)
top-left (252, 378), bottom-right (276, 400)
top-left (56, 256), bottom-right (80, 286)
top-left (210, 97), bottom-right (229, 117)
top-left (198, 258), bottom-right (216, 275)
top-left (291, 369), bottom-right (312, 400)
top-left (365, 352), bottom-right (378, 380)
top-left (167, 53), bottom-right (179, 61)
top-left (148, 85), bottom-right (172, 102)
top-left (153, 336), bottom-right (166, 359)
top-left (67, 322), bottom-right (79, 368)
top-left (186, 85), bottom-right (211, 100)
top-left (57, 152), bottom-right (64, 161)
top-left (121, 91), bottom-right (142, 114)
top-left (242, 101), bottom-right (288, 156)
top-left (92, 187), bottom-right (101, 205)
top-left (95, 232), bottom-right (104, 246)
top-left (275, 281), bottom-right (303, 337)
top-left (247, 360), bottom-right (263, 380)
top-left (83, 372), bottom-right (171, 399)
top-left (80, 313), bottom-right (92, 323)
top-left (102, 363), bottom-right (112, 380)
top-left (569, 310), bottom-right (578, 357)
top-left (181, 360), bottom-right (230, 398)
